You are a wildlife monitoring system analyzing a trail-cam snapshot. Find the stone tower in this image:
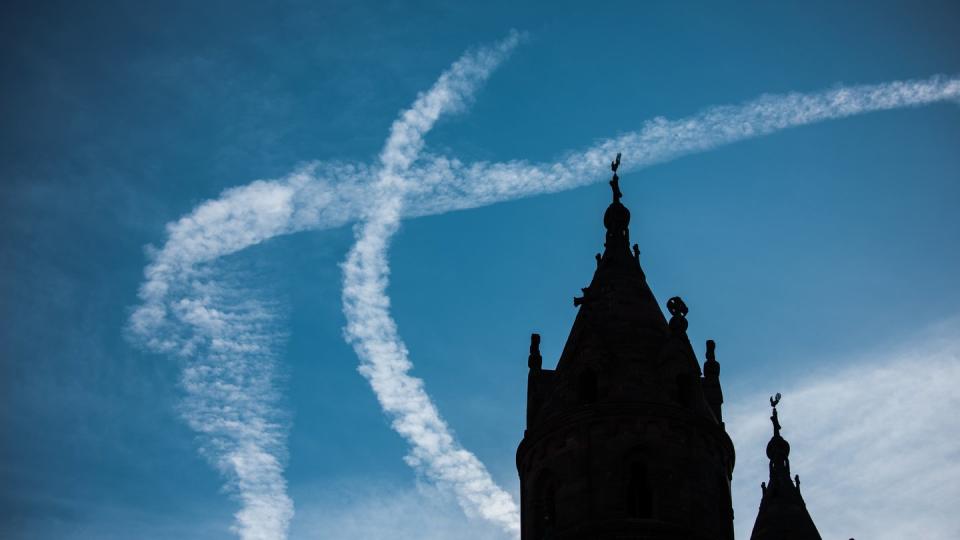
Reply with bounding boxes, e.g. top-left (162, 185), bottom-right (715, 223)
top-left (517, 156), bottom-right (736, 540)
top-left (749, 395), bottom-right (822, 540)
